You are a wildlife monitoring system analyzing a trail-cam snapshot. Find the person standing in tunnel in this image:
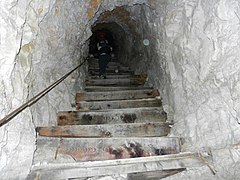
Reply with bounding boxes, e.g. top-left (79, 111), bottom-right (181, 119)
top-left (97, 31), bottom-right (112, 79)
